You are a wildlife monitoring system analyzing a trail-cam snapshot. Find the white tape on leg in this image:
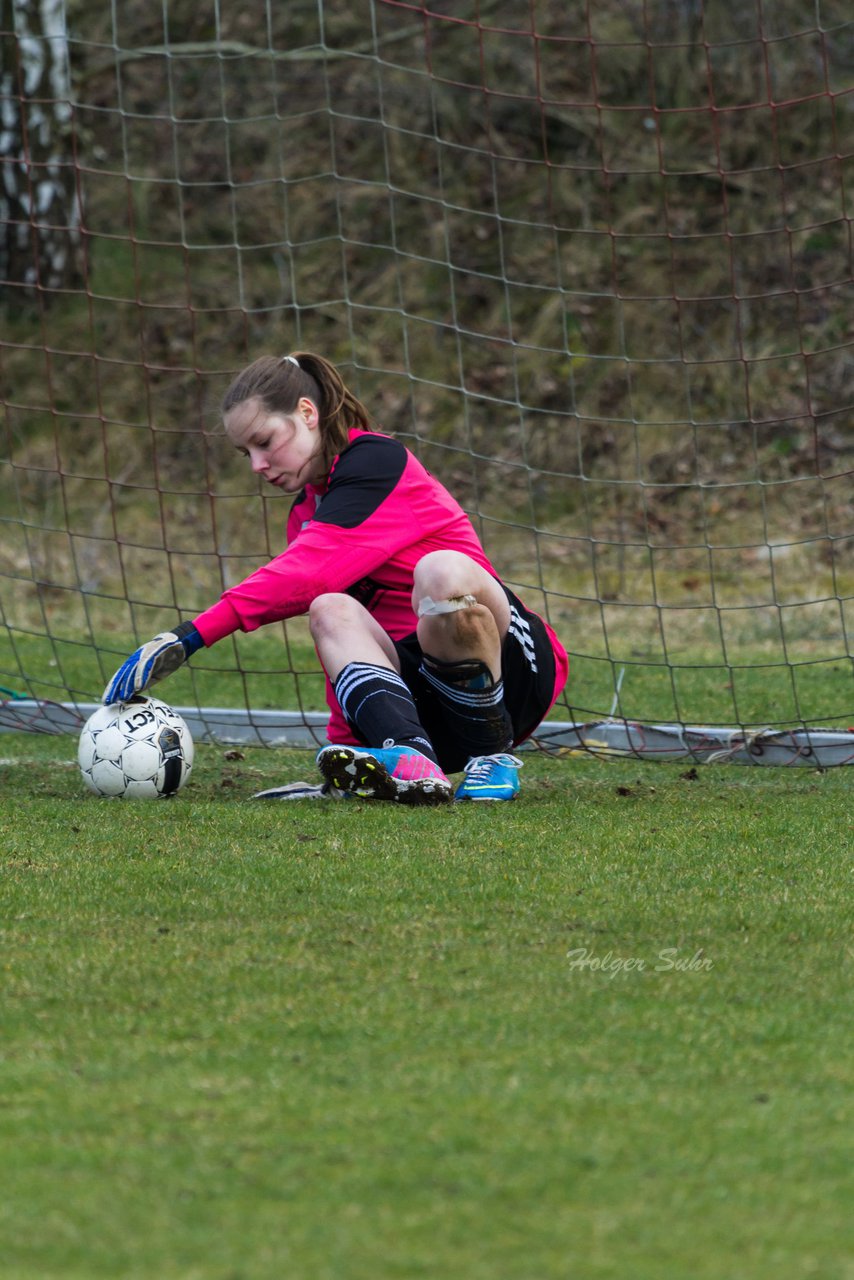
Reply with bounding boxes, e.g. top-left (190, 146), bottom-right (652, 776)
top-left (417, 593), bottom-right (478, 617)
